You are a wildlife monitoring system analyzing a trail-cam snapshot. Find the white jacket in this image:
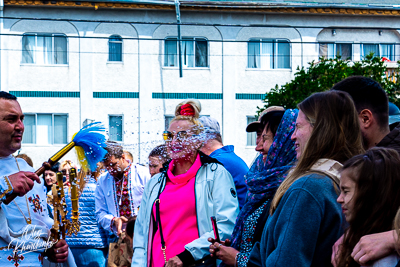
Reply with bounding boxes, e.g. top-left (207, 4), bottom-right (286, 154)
top-left (131, 153), bottom-right (240, 266)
